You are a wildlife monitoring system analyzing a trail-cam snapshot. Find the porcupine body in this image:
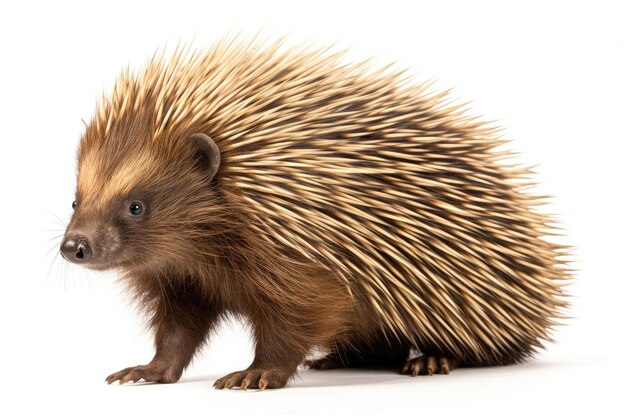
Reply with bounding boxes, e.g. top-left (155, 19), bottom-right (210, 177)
top-left (61, 37), bottom-right (569, 389)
